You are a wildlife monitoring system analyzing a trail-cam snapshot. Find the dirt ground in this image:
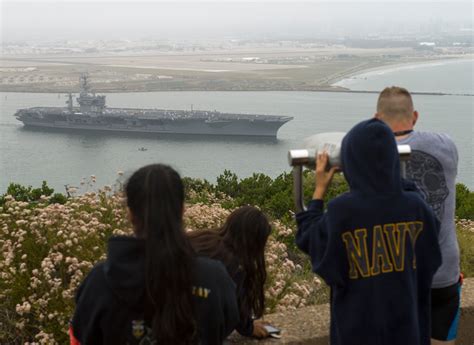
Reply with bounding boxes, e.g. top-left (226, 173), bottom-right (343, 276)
top-left (228, 278), bottom-right (474, 344)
